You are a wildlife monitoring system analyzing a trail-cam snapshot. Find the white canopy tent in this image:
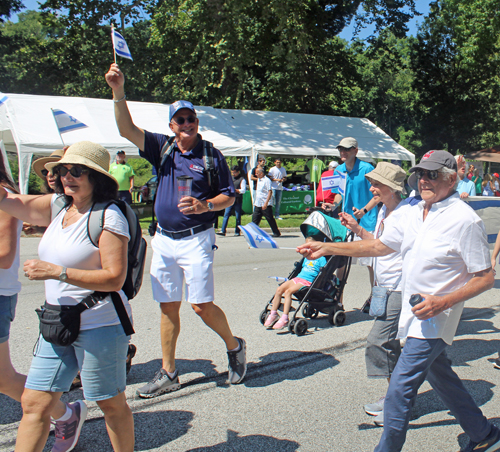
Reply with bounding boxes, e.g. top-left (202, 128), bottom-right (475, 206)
top-left (0, 94), bottom-right (415, 193)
